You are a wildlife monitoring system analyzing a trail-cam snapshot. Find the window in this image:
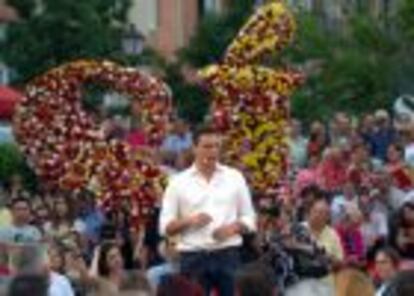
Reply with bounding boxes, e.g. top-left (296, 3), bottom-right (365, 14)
top-left (199, 0), bottom-right (223, 16)
top-left (0, 63), bottom-right (9, 85)
top-left (128, 0), bottom-right (158, 36)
